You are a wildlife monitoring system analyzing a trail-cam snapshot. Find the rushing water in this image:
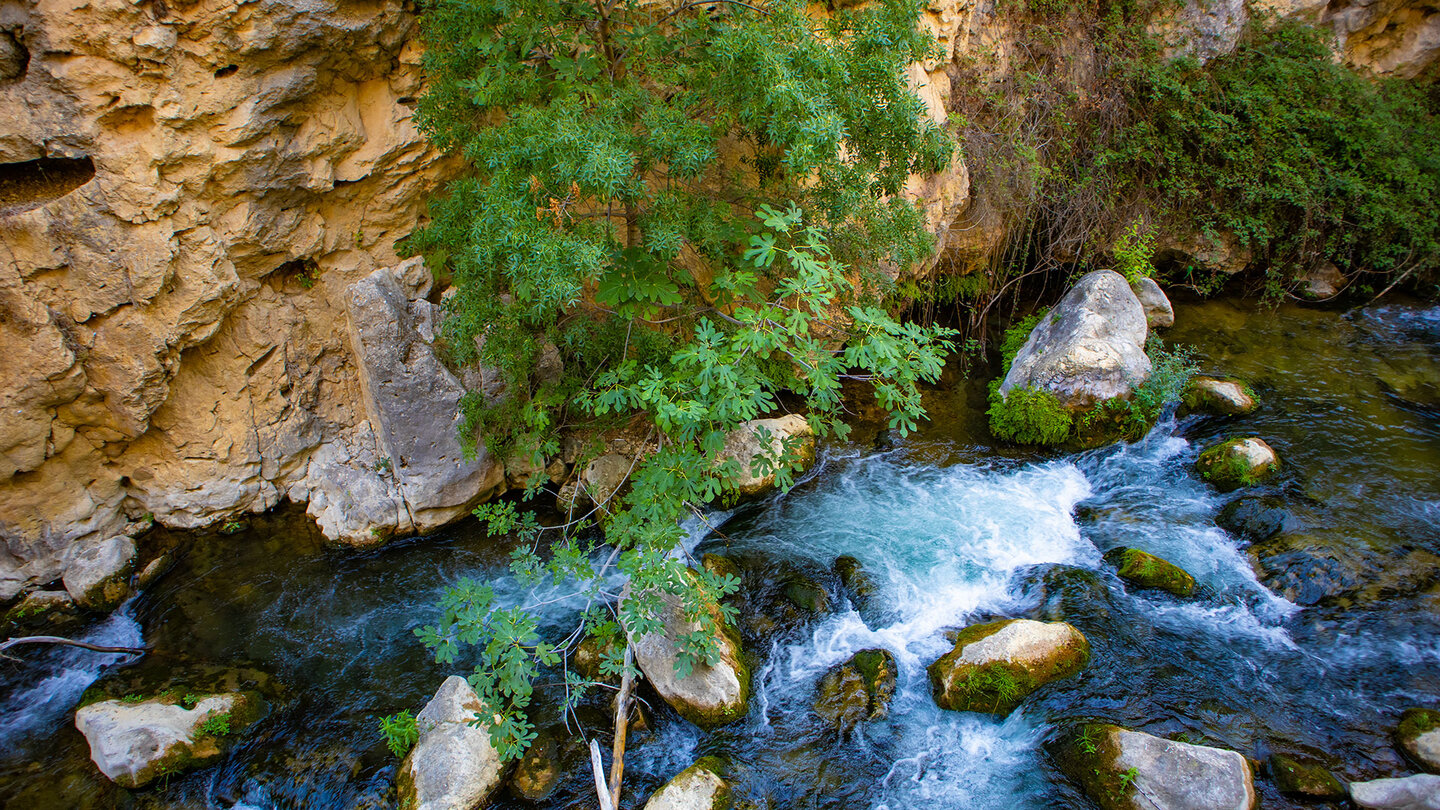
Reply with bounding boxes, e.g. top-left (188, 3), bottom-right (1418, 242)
top-left (2, 297), bottom-right (1438, 809)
